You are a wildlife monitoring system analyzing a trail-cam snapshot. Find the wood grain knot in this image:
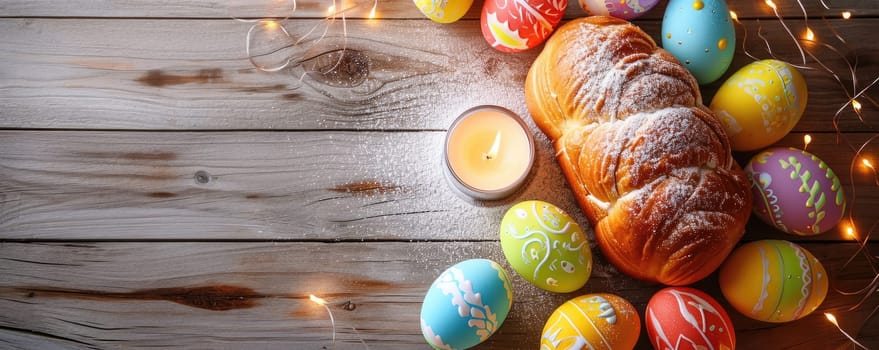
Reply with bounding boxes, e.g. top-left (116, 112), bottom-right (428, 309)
top-left (194, 171), bottom-right (211, 184)
top-left (136, 69), bottom-right (224, 87)
top-left (303, 49), bottom-right (369, 88)
top-left (330, 181), bottom-right (401, 196)
top-left (18, 285), bottom-right (263, 311)
top-left (77, 151), bottom-right (177, 161)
